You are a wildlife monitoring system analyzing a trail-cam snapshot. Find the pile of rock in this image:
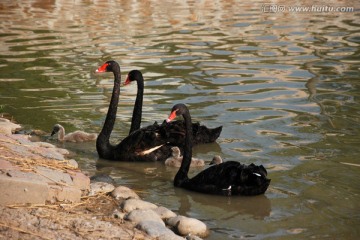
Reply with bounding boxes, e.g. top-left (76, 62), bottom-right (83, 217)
top-left (0, 117), bottom-right (209, 239)
top-left (0, 125), bottom-right (89, 205)
top-left (90, 181), bottom-right (209, 240)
